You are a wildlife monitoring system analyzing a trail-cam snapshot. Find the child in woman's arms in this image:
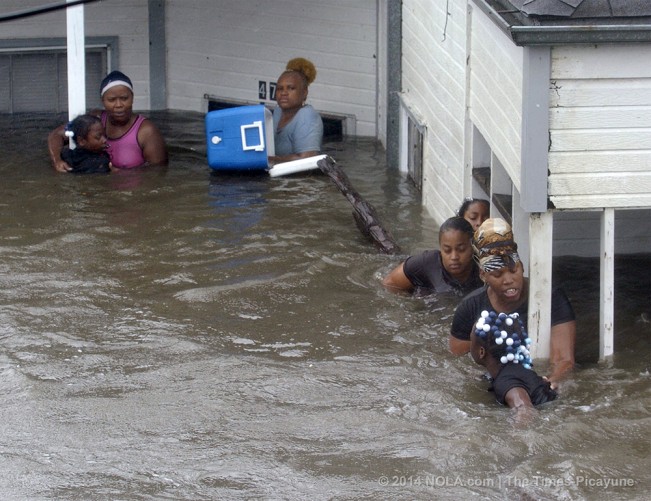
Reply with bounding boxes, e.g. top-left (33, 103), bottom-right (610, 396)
top-left (60, 114), bottom-right (112, 174)
top-left (470, 310), bottom-right (557, 413)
